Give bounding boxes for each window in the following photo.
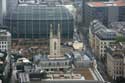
[101,42,103,44]
[54,42,56,50]
[65,62,67,65]
[49,63,51,66]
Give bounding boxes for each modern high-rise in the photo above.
[82,0,109,23]
[0,0,2,24]
[0,0,7,25]
[84,0,125,26]
[4,0,74,40]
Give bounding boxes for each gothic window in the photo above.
[54,42,56,50]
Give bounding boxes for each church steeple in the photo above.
[57,24,60,39]
[50,24,53,39]
[49,24,62,59]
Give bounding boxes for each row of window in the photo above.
[114,70,123,75]
[40,62,69,67]
[114,66,123,70]
[0,45,8,48]
[101,42,107,44]
[0,41,8,44]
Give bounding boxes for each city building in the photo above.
[10,21,106,83]
[0,28,11,52]
[33,24,72,72]
[84,0,125,26]
[4,0,74,41]
[0,0,2,24]
[89,20,117,60]
[73,0,83,24]
[82,0,110,23]
[106,42,125,80]
[95,28,116,60]
[16,57,33,72]
[109,21,125,36]
[0,52,11,83]
[89,20,106,52]
[0,0,7,25]
[70,51,95,68]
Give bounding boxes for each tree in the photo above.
[115,36,125,43]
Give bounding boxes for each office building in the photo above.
[0,0,7,25]
[84,0,125,26]
[0,52,11,82]
[89,20,117,60]
[106,42,125,80]
[0,0,2,24]
[82,0,109,23]
[0,28,11,52]
[89,20,107,52]
[4,0,74,40]
[95,29,116,60]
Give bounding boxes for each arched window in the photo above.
[54,42,56,50]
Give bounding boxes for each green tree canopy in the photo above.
[115,36,125,43]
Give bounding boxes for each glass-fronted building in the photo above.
[4,4,74,39]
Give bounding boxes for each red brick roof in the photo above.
[87,1,125,7]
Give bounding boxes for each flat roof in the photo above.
[109,22,125,36]
[0,29,11,36]
[46,73,84,80]
[96,29,117,40]
[74,68,94,80]
[87,1,125,7]
[30,80,105,83]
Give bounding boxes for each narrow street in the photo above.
[77,25,110,82]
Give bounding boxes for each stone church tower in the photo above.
[49,24,62,58]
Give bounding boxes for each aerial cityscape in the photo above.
[0,0,125,83]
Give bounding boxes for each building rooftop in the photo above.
[106,42,125,59]
[87,1,125,7]
[17,68,97,83]
[45,73,84,80]
[18,0,63,5]
[5,5,73,21]
[112,54,124,59]
[21,80,107,83]
[90,20,107,35]
[5,0,74,21]
[109,22,125,36]
[74,68,94,80]
[0,29,11,37]
[96,29,117,40]
[33,53,70,62]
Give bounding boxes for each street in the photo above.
[77,25,110,82]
